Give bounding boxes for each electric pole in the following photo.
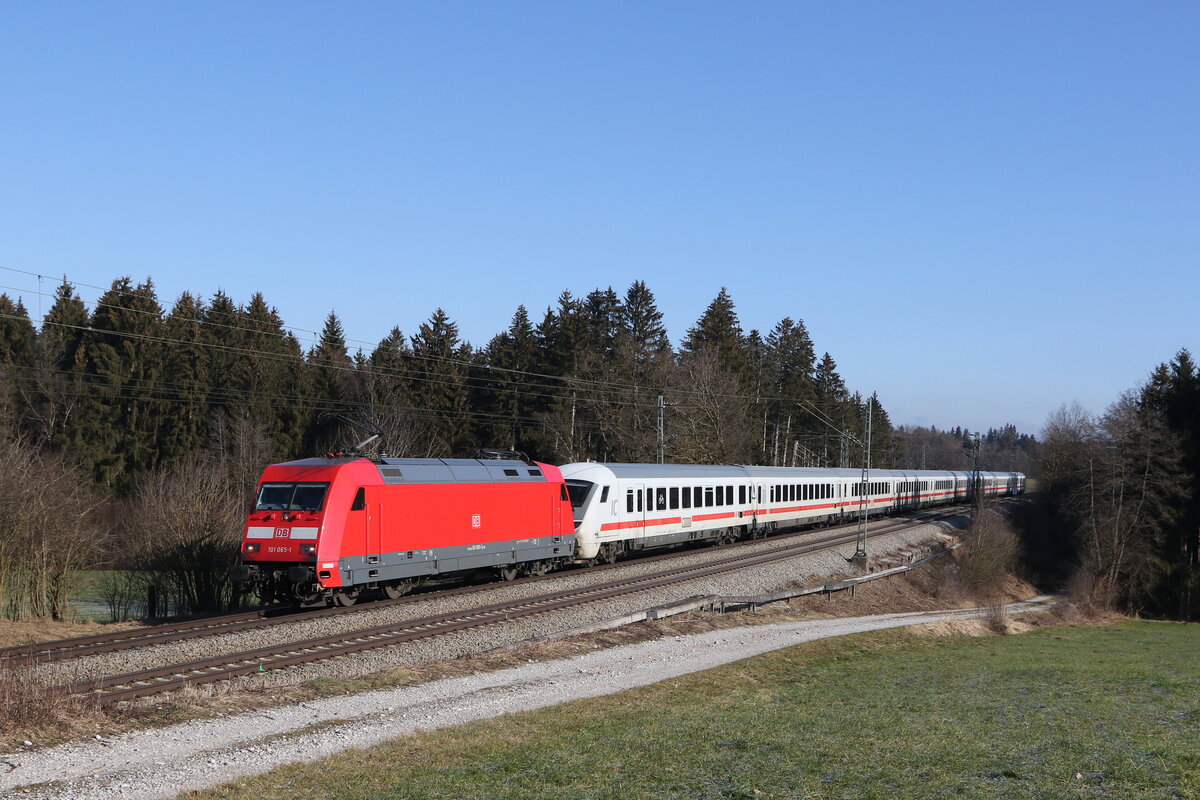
[656,395,675,464]
[852,395,872,570]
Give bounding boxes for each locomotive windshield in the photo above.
[255,482,330,511]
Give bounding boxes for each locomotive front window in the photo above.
[255,482,330,512]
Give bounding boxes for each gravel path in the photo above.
[1,595,1053,800]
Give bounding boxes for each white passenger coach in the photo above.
[559,462,1025,562]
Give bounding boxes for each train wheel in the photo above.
[713,530,737,546]
[596,542,623,565]
[497,565,522,582]
[525,560,551,577]
[333,587,360,607]
[382,580,416,600]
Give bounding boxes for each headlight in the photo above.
[300,544,316,555]
[243,542,260,553]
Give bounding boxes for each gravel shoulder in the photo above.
[1,595,1054,800]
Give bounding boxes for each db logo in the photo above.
[471,514,481,529]
[274,527,291,539]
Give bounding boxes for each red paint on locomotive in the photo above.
[234,457,574,605]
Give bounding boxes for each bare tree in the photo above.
[0,440,100,620]
[671,350,754,464]
[124,458,247,614]
[1037,396,1184,611]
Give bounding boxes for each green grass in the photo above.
[69,569,120,621]
[186,621,1199,800]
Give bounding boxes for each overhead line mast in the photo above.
[851,395,872,571]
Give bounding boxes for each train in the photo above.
[230,456,1024,606]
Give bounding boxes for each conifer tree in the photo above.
[681,287,747,377]
[241,292,309,459]
[538,291,586,377]
[409,308,472,456]
[865,391,895,468]
[0,295,37,436]
[306,310,356,453]
[763,317,817,464]
[1141,348,1200,619]
[29,281,89,448]
[480,306,543,453]
[77,277,167,489]
[534,293,590,460]
[581,287,622,363]
[198,290,246,455]
[158,292,210,461]
[812,352,848,466]
[619,280,671,366]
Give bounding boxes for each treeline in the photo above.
[0,279,905,493]
[0,275,1031,619]
[1028,349,1199,620]
[893,424,1038,475]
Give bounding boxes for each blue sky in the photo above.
[1,1,1195,435]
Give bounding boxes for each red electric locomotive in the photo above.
[231,456,576,606]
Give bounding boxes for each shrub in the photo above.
[958,508,1020,598]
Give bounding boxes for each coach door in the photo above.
[625,484,647,538]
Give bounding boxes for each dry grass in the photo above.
[0,660,107,745]
[0,617,143,650]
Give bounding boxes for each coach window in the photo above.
[626,490,634,513]
[600,486,610,503]
[682,487,691,508]
[716,486,725,505]
[727,486,733,504]
[705,486,715,507]
[637,490,643,512]
[739,485,746,504]
[669,487,679,509]
[656,488,667,510]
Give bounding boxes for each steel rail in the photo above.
[69,511,960,704]
[8,507,964,667]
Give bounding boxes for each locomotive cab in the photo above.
[230,457,384,607]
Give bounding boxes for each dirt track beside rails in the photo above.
[0,597,1053,800]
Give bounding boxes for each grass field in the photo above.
[185,620,1199,800]
[69,570,118,621]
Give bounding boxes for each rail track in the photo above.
[1,508,962,669]
[62,509,962,704]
